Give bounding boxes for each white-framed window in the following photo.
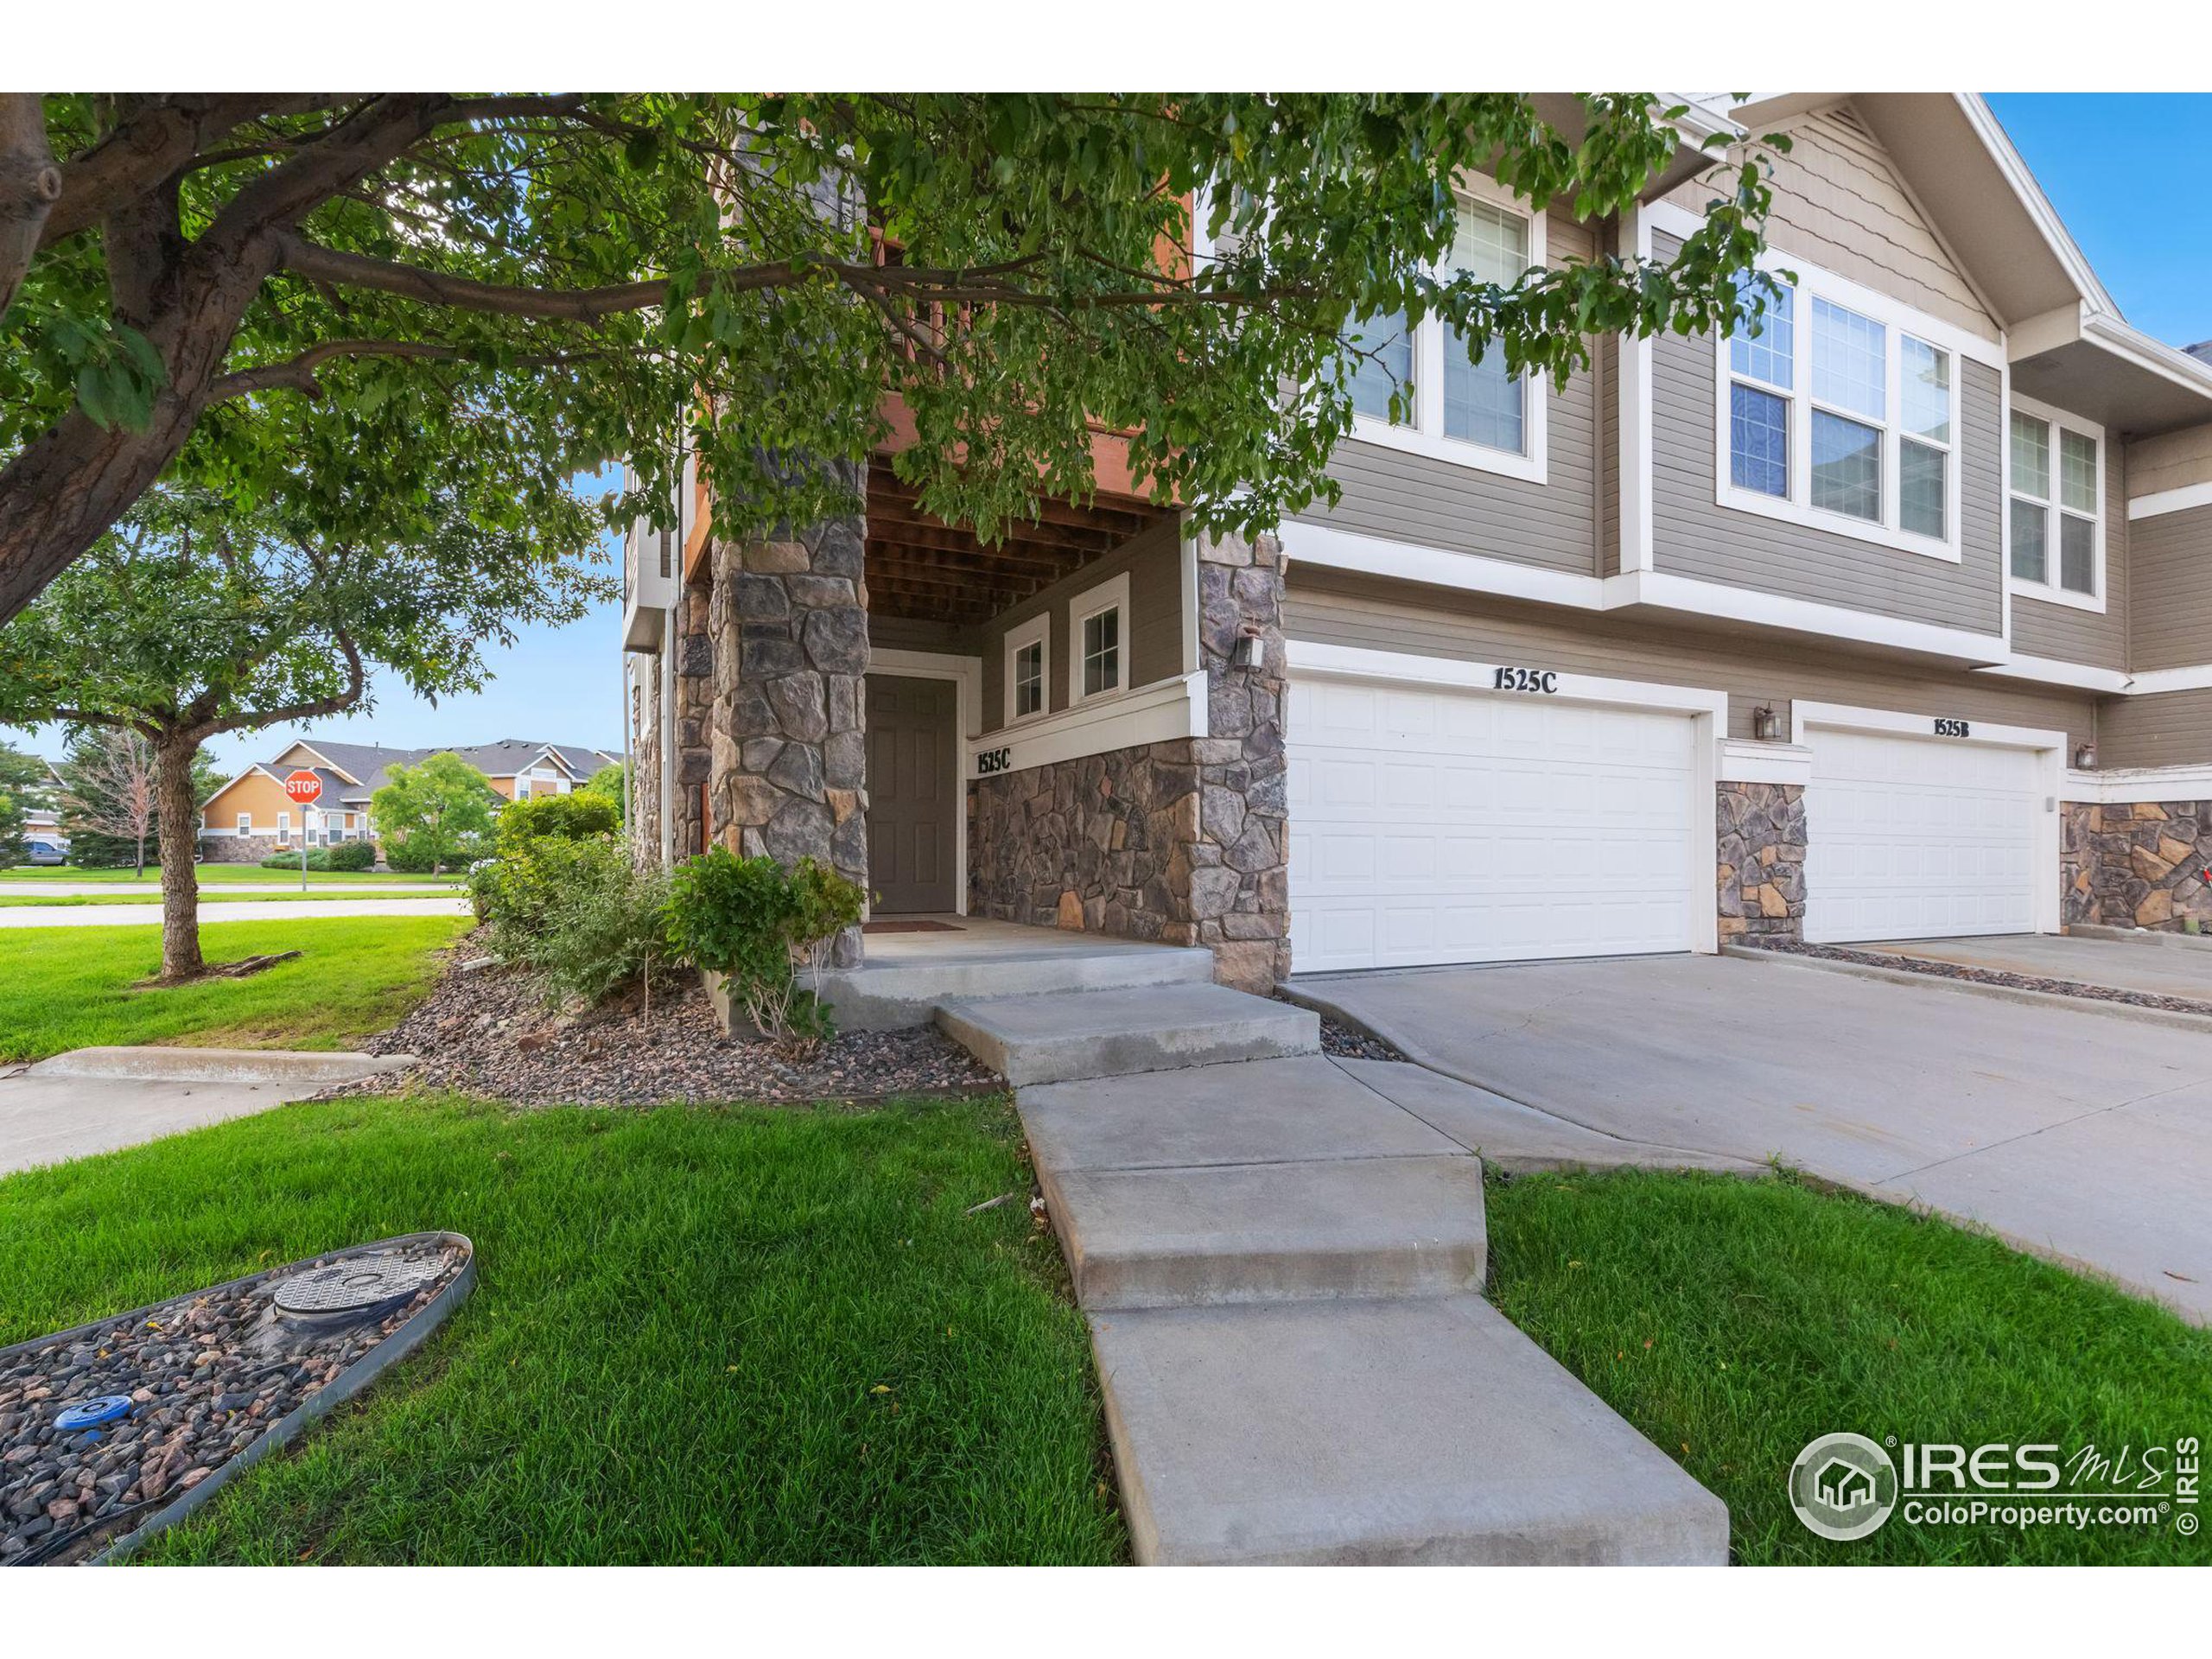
[1343,176,1548,483]
[1067,571,1130,704]
[236,812,251,836]
[276,810,290,838]
[1714,258,1974,562]
[1004,612,1050,726]
[2008,394,2104,611]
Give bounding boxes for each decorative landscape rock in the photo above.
[353,930,1001,1105]
[0,1233,473,1566]
[1717,781,1807,943]
[2063,800,2212,932]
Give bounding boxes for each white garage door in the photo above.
[1803,727,2040,943]
[1287,673,1699,973]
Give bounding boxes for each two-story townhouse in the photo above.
[199,736,620,862]
[623,92,2212,992]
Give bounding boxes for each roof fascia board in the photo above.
[1953,93,2114,315]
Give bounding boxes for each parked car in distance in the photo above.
[22,839,67,866]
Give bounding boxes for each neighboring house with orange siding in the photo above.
[199,736,619,862]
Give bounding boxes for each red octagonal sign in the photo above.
[283,768,324,807]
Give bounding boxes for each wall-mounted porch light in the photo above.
[1234,629,1266,671]
[2074,741,2097,770]
[1751,704,1783,741]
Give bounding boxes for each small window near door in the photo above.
[1068,570,1130,704]
[1006,613,1050,725]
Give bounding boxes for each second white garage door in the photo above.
[1287,672,1700,973]
[1803,726,2041,943]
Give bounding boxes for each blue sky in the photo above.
[1986,94,2212,348]
[13,95,2212,782]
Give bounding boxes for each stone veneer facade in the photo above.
[2063,799,2212,931]
[670,581,714,862]
[703,458,872,968]
[1716,781,1807,943]
[967,530,1289,991]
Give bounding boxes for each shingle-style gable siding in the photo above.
[1290,209,1601,576]
[1669,103,1999,343]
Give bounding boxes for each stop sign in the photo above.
[283,768,324,807]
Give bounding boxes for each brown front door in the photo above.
[865,674,957,913]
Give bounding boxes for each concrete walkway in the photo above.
[0,1047,410,1174]
[1008,1044,1732,1563]
[1853,931,2212,1001]
[1294,953,2212,1325]
[0,895,472,928]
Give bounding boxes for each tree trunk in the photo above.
[153,729,203,980]
[0,95,61,322]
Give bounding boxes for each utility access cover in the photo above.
[273,1254,446,1317]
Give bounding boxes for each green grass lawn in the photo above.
[0,888,462,907]
[0,914,469,1061]
[0,1092,1124,1566]
[2,866,458,885]
[1485,1168,2212,1566]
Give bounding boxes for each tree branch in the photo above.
[276,230,676,319]
[196,627,365,739]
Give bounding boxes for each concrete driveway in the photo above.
[1294,953,2212,1324]
[1850,932,2212,1001]
[0,895,472,928]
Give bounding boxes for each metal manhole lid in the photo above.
[272,1255,445,1315]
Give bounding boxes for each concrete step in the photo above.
[1091,1293,1730,1565]
[1043,1154,1487,1309]
[813,942,1216,1032]
[937,983,1319,1085]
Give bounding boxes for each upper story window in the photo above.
[1717,264,1967,563]
[1006,612,1050,725]
[1068,571,1130,704]
[1343,182,1548,484]
[2008,397,2103,610]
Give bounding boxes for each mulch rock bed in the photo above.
[1752,939,2212,1018]
[1,1238,467,1566]
[1274,995,1406,1062]
[346,930,1003,1107]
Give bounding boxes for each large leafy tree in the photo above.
[0,479,603,979]
[371,753,499,875]
[0,92,1777,621]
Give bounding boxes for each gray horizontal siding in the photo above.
[1291,211,1599,579]
[1651,322,2005,636]
[2126,502,2212,674]
[1285,570,2097,753]
[2010,440,2128,671]
[976,517,1184,737]
[2101,687,2212,769]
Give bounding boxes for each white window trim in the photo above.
[1067,570,1131,706]
[2006,391,2107,614]
[1712,249,1971,563]
[276,810,290,837]
[1003,611,1051,728]
[236,812,251,836]
[1346,172,1548,485]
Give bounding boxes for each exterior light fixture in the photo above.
[1752,704,1782,741]
[1235,630,1266,671]
[2074,741,2097,770]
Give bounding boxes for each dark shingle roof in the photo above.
[269,736,620,801]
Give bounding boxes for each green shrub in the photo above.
[495,791,618,853]
[476,833,668,1007]
[387,830,487,873]
[324,838,377,871]
[261,847,332,872]
[663,848,865,1052]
